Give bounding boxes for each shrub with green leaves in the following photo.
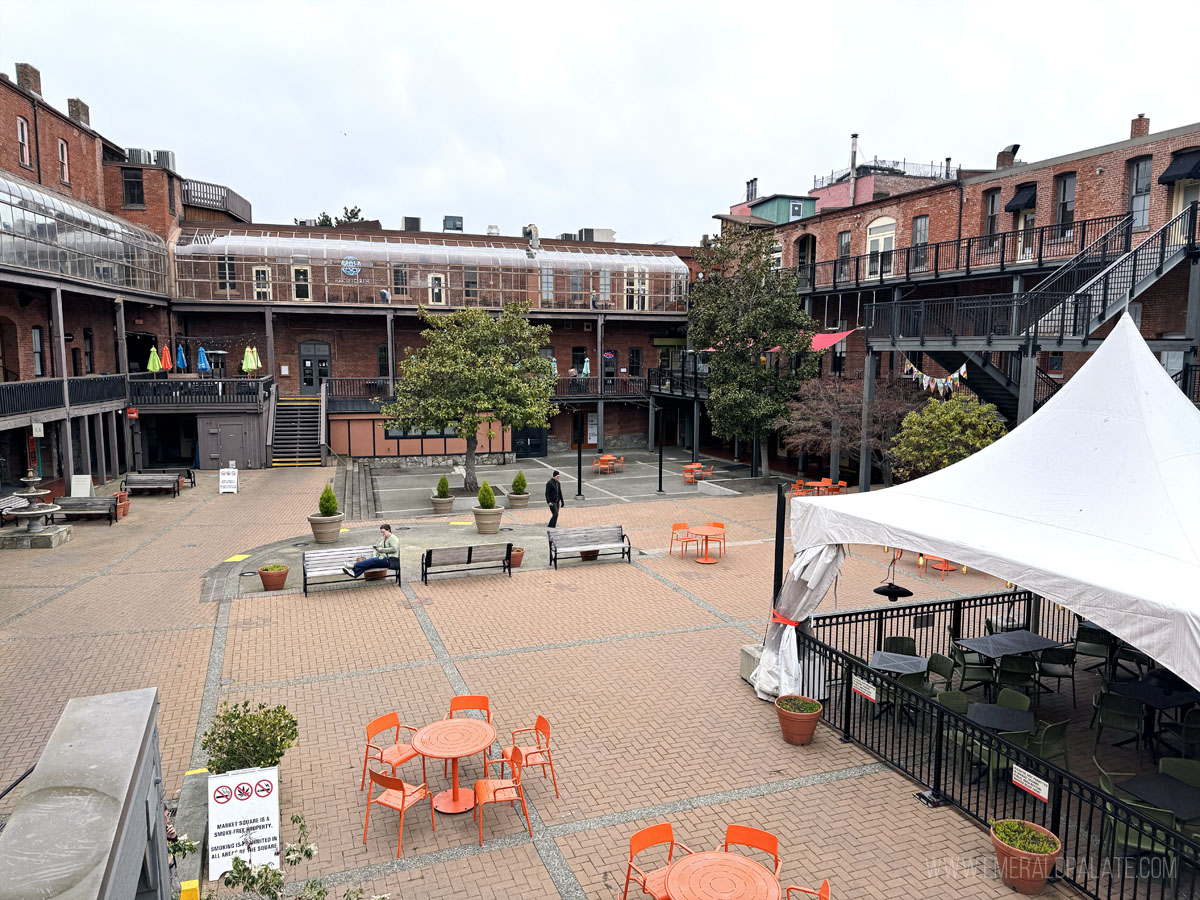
[477,481,495,509]
[202,701,299,774]
[776,696,821,714]
[991,819,1060,854]
[435,475,450,499]
[317,484,339,517]
[511,471,527,495]
[888,393,1007,482]
[259,564,287,572]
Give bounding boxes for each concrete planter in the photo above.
[775,695,822,745]
[990,820,1061,895]
[307,512,345,544]
[258,565,289,591]
[431,495,454,514]
[508,492,530,509]
[473,506,503,535]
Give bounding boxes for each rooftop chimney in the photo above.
[67,98,90,127]
[996,144,1020,169]
[1131,114,1149,139]
[15,63,41,96]
[746,178,758,202]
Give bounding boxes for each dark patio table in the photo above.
[957,630,1063,660]
[870,651,928,676]
[967,702,1035,733]
[1109,676,1200,758]
[1117,773,1200,823]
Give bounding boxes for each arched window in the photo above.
[866,217,895,277]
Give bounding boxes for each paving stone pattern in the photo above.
[0,465,1071,898]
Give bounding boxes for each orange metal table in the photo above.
[665,851,781,900]
[687,525,725,565]
[412,718,496,814]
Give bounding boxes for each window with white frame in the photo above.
[292,265,311,301]
[428,273,445,305]
[982,190,1000,239]
[253,266,271,301]
[540,266,554,304]
[392,263,409,296]
[1128,157,1152,229]
[866,217,895,276]
[463,265,478,300]
[835,231,851,282]
[1055,173,1076,235]
[570,269,585,304]
[57,140,69,183]
[769,244,782,271]
[16,117,30,167]
[31,325,44,376]
[911,215,930,270]
[624,265,648,310]
[598,269,610,307]
[217,255,236,291]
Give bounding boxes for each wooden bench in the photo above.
[547,525,631,569]
[121,473,181,497]
[302,546,401,595]
[421,543,512,584]
[0,495,29,527]
[140,467,196,488]
[54,495,118,526]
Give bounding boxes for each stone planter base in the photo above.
[508,493,529,509]
[307,512,345,544]
[473,506,503,534]
[431,496,453,514]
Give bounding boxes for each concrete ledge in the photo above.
[740,642,763,687]
[0,524,72,549]
[698,479,739,497]
[174,769,209,886]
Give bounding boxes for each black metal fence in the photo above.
[128,376,271,406]
[0,379,65,416]
[800,590,1200,898]
[647,367,709,398]
[67,374,127,406]
[553,376,647,398]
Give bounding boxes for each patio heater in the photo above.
[874,553,913,602]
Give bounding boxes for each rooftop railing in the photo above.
[812,158,960,190]
[181,179,253,223]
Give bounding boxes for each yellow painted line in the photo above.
[184,767,209,776]
[225,554,250,562]
[339,528,351,532]
[449,520,473,525]
[181,880,200,900]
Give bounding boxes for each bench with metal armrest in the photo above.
[302,546,401,595]
[547,525,631,569]
[421,543,512,584]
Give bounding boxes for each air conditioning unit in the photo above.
[298,219,317,227]
[486,225,500,236]
[557,232,576,241]
[403,216,421,232]
[443,215,463,232]
[125,148,152,165]
[583,323,593,331]
[154,150,177,170]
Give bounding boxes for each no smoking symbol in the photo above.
[213,785,233,804]
[234,782,253,801]
[254,780,273,798]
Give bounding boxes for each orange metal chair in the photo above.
[362,768,434,858]
[670,523,698,557]
[361,712,426,790]
[920,554,955,581]
[473,745,532,845]
[705,522,727,557]
[592,456,603,473]
[444,694,492,777]
[787,881,831,899]
[615,456,626,472]
[622,823,694,900]
[503,714,559,797]
[683,468,696,484]
[702,464,714,479]
[721,824,782,877]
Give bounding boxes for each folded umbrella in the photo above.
[242,346,255,373]
[582,357,590,376]
[196,346,210,373]
[251,346,262,370]
[551,356,558,376]
[146,345,162,373]
[176,345,187,371]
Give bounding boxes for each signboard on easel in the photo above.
[219,467,238,494]
[207,766,280,880]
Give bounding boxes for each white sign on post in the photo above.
[586,412,598,444]
[207,766,280,880]
[851,675,878,702]
[1011,764,1050,802]
[31,422,44,437]
[219,468,238,494]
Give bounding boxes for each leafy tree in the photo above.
[295,206,364,227]
[782,375,925,486]
[317,484,339,517]
[202,701,299,773]
[379,302,556,491]
[688,226,821,481]
[888,393,1007,482]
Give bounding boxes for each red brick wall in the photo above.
[102,164,180,238]
[0,285,54,378]
[0,80,104,206]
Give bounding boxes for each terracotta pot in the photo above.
[113,491,130,520]
[258,566,289,591]
[363,567,387,581]
[580,550,600,561]
[511,548,525,568]
[431,495,454,514]
[508,492,529,509]
[990,820,1061,895]
[307,512,345,543]
[473,506,503,535]
[775,695,822,746]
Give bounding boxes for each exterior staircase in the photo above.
[271,396,322,467]
[925,349,1059,427]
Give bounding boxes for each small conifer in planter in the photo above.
[473,480,502,534]
[431,475,453,513]
[307,484,344,543]
[508,471,530,508]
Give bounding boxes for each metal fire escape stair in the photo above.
[271,396,322,467]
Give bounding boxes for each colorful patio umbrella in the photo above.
[242,346,255,373]
[175,345,187,371]
[581,356,590,376]
[159,341,173,372]
[251,346,262,370]
[551,356,558,376]
[196,346,210,373]
[146,345,162,373]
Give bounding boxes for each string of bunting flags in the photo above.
[901,354,967,394]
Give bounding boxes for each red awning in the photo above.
[811,329,855,351]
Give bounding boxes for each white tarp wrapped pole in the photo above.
[751,543,845,699]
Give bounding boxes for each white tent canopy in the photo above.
[755,315,1200,697]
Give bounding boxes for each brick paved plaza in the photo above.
[0,466,1075,899]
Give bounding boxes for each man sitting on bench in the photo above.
[343,524,400,578]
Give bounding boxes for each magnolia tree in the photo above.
[888,392,1007,482]
[379,302,556,491]
[689,226,820,481]
[781,375,925,486]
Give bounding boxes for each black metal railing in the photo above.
[797,629,1200,899]
[813,158,960,190]
[552,376,647,398]
[1176,365,1200,405]
[323,377,392,399]
[0,378,65,417]
[647,367,709,398]
[67,374,127,406]
[801,214,1130,293]
[181,179,253,223]
[128,375,271,406]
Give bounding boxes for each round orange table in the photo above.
[665,851,781,900]
[411,718,496,814]
[687,525,724,564]
[804,481,828,496]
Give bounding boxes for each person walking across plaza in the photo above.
[545,470,565,528]
[343,524,400,577]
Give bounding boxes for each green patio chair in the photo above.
[937,690,969,715]
[1159,757,1200,788]
[1094,692,1145,765]
[924,653,955,696]
[1094,756,1137,802]
[881,671,927,727]
[882,635,917,657]
[997,688,1032,712]
[997,655,1039,703]
[1074,624,1111,673]
[952,644,995,700]
[971,730,1029,808]
[1028,720,1070,770]
[1037,646,1077,707]
[1101,798,1176,878]
[1161,709,1200,759]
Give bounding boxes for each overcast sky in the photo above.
[2,0,1194,245]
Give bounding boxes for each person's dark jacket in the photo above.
[545,477,565,505]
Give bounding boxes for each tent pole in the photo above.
[859,349,875,491]
[773,483,785,604]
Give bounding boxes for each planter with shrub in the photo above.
[472,481,503,534]
[508,471,530,509]
[307,484,344,543]
[431,475,453,514]
[257,564,289,591]
[510,546,525,568]
[202,701,299,774]
[774,694,822,745]
[990,819,1061,895]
